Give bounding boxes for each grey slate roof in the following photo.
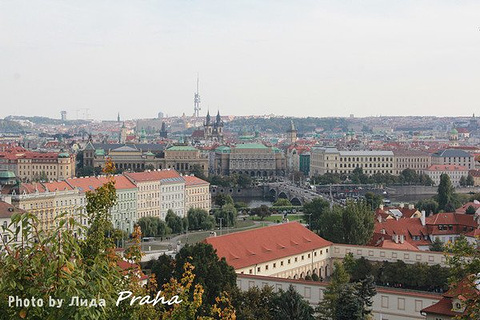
[432,149,472,158]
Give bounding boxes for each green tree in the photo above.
[342,200,375,245]
[460,175,467,187]
[214,203,237,227]
[166,210,184,234]
[303,198,331,234]
[273,198,292,207]
[466,205,476,214]
[317,261,350,319]
[250,205,271,220]
[416,198,439,215]
[271,285,315,320]
[233,286,275,320]
[214,194,234,208]
[437,173,456,211]
[364,192,383,210]
[466,174,475,186]
[137,216,171,237]
[191,164,208,181]
[237,174,253,188]
[0,159,156,319]
[429,238,444,252]
[174,243,237,314]
[187,208,215,230]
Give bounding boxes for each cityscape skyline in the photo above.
[2,1,480,120]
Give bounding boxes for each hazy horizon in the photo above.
[2,1,480,120]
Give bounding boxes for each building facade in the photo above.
[163,146,209,176]
[184,175,211,212]
[213,143,286,177]
[393,150,432,175]
[431,149,475,170]
[425,165,469,186]
[310,147,395,176]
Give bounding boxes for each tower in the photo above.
[194,75,201,118]
[61,111,67,121]
[160,121,168,138]
[117,112,120,123]
[286,120,297,144]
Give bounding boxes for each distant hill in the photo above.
[0,119,26,133]
[226,117,348,134]
[5,115,89,126]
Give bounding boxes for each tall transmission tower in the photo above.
[193,74,201,118]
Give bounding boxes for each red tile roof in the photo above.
[426,165,468,171]
[124,169,183,183]
[67,175,136,192]
[421,297,458,317]
[204,222,332,269]
[43,181,73,192]
[0,201,25,218]
[373,218,430,248]
[377,239,420,251]
[184,175,209,186]
[455,201,480,214]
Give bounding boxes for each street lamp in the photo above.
[218,217,224,236]
[305,213,312,231]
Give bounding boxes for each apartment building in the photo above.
[213,143,286,177]
[425,165,469,186]
[431,149,474,170]
[67,175,137,234]
[184,175,211,212]
[393,150,432,175]
[124,169,185,219]
[309,147,394,176]
[0,147,76,182]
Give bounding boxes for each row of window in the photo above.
[249,249,329,274]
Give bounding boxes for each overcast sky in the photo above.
[1,1,479,120]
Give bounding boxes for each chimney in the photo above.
[408,204,414,210]
[399,234,405,243]
[420,210,426,226]
[393,234,399,243]
[379,204,384,210]
[399,203,404,209]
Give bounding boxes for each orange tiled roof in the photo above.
[204,222,332,269]
[124,169,183,183]
[184,175,209,186]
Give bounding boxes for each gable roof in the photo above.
[204,222,332,269]
[124,169,183,183]
[432,149,472,158]
[184,175,209,186]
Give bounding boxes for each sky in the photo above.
[1,0,480,120]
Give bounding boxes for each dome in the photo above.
[58,152,70,158]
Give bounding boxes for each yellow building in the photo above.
[310,147,394,176]
[184,175,211,212]
[6,150,76,182]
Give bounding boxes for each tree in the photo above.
[214,204,237,227]
[214,194,234,208]
[273,198,292,207]
[0,159,156,319]
[429,238,444,252]
[271,285,315,320]
[237,174,253,188]
[250,205,271,220]
[187,208,215,230]
[191,164,208,181]
[416,198,439,215]
[317,261,350,319]
[303,198,331,234]
[137,216,171,237]
[460,175,467,187]
[174,243,237,314]
[364,192,383,210]
[465,205,476,214]
[233,286,275,320]
[437,173,456,211]
[149,254,175,287]
[166,210,184,234]
[341,200,375,245]
[466,174,475,187]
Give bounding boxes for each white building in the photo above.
[425,165,468,186]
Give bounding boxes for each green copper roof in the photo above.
[0,171,16,179]
[58,152,70,158]
[235,143,268,149]
[144,151,155,156]
[215,146,231,153]
[272,147,281,153]
[167,146,198,151]
[95,149,105,156]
